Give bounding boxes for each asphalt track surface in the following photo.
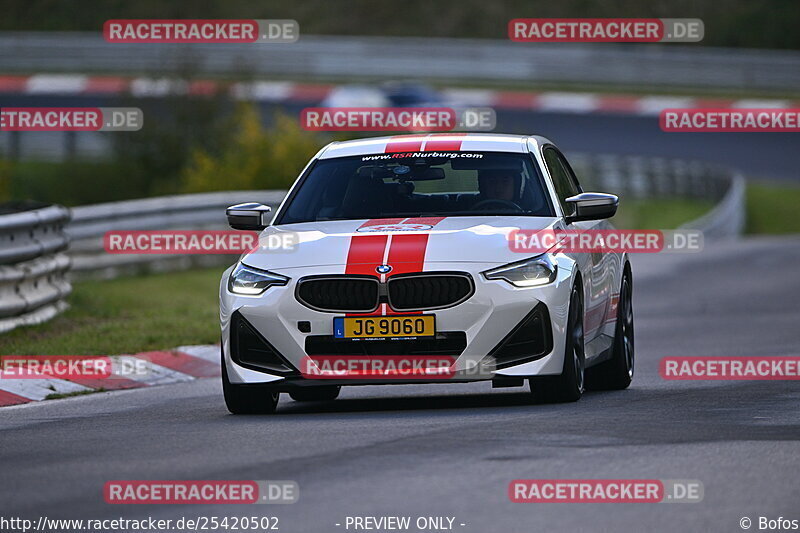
[2,236,799,532]
[1,95,799,181]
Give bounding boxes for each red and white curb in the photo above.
[1,74,796,116]
[0,345,220,407]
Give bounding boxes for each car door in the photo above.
[542,146,610,342]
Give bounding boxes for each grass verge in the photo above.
[746,182,800,234]
[45,389,104,401]
[610,197,715,230]
[0,268,224,356]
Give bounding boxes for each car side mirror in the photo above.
[564,192,619,223]
[226,203,272,230]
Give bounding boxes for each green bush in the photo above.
[0,159,11,202]
[111,92,234,197]
[180,104,325,192]
[2,101,332,205]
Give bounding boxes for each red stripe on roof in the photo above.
[423,133,467,151]
[385,136,426,153]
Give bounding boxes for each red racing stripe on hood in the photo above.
[384,217,446,275]
[386,233,429,275]
[345,234,388,276]
[382,217,447,315]
[344,217,447,315]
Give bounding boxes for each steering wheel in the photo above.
[472,199,523,212]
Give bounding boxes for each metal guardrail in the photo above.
[0,153,745,333]
[1,32,799,92]
[680,172,746,238]
[67,190,287,279]
[0,203,71,334]
[569,153,745,239]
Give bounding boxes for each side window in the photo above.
[543,147,579,216]
[558,152,583,193]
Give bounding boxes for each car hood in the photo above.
[241,216,562,272]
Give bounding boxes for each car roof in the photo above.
[317,133,553,159]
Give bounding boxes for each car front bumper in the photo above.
[220,259,575,386]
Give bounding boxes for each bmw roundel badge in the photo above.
[376,264,393,274]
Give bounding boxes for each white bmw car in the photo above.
[219,133,634,414]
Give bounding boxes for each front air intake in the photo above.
[488,303,553,369]
[230,311,297,375]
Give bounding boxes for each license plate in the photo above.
[333,315,435,339]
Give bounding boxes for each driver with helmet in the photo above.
[476,169,522,207]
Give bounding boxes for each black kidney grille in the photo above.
[388,274,473,311]
[297,277,379,312]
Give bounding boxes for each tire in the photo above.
[585,269,634,391]
[221,347,279,414]
[289,386,341,402]
[529,283,585,403]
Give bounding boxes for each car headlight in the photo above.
[482,255,557,287]
[228,263,289,295]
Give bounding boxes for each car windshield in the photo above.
[277,151,555,224]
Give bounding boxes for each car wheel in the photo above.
[586,269,634,390]
[530,283,585,403]
[221,347,279,414]
[289,386,341,402]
